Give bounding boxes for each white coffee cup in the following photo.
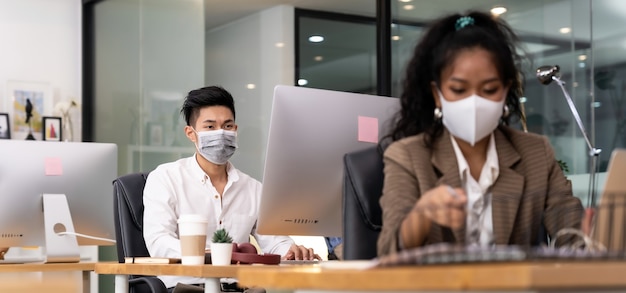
[178,214,208,265]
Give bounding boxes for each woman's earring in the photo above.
[434,108,443,120]
[503,105,510,118]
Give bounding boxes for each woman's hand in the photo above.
[282,244,322,260]
[415,185,467,229]
[581,207,595,236]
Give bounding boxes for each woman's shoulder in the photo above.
[499,126,549,147]
[497,126,553,160]
[384,133,430,159]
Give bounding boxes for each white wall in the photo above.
[0,1,93,291]
[0,0,82,141]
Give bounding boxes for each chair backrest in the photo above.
[113,172,151,263]
[342,146,384,260]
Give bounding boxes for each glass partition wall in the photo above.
[296,0,625,203]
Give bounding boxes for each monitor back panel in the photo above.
[0,140,117,246]
[593,149,626,252]
[257,85,399,237]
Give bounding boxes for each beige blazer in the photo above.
[377,127,583,256]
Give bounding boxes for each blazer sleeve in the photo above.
[540,137,584,244]
[377,140,422,256]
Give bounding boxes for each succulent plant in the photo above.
[212,228,233,243]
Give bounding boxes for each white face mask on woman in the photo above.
[194,129,238,165]
[439,91,505,146]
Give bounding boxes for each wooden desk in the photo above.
[0,262,95,293]
[95,262,241,293]
[236,261,626,292]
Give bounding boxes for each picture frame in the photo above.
[0,113,10,139]
[42,116,62,141]
[5,80,53,140]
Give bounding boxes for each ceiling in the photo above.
[203,0,376,31]
[203,0,626,90]
[203,0,626,43]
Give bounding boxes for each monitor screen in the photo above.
[0,140,117,250]
[257,85,399,237]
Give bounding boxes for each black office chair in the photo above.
[113,172,168,293]
[341,146,549,256]
[342,146,385,260]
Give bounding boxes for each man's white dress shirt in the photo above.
[143,155,294,288]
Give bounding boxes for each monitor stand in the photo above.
[42,193,80,263]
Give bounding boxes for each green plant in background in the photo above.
[212,228,233,243]
[558,159,569,173]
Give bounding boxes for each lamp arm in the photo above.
[552,76,600,156]
[551,76,601,207]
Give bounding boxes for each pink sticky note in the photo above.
[45,157,63,176]
[358,116,379,143]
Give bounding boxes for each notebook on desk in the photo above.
[592,149,626,252]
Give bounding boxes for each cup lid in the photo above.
[177,214,208,223]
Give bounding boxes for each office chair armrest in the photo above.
[129,276,168,293]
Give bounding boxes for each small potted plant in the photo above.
[210,228,233,265]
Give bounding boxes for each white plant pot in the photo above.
[210,243,233,265]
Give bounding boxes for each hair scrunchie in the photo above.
[455,16,475,31]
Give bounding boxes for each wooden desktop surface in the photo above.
[0,262,95,293]
[0,262,96,273]
[95,262,240,278]
[236,261,626,291]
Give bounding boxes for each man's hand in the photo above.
[0,247,8,260]
[282,244,322,260]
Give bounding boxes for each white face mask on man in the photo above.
[438,91,505,146]
[194,129,238,165]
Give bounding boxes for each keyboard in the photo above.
[375,243,624,267]
[280,259,321,265]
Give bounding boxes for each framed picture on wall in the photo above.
[42,116,62,141]
[5,80,53,140]
[0,113,10,139]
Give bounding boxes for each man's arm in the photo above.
[143,170,182,258]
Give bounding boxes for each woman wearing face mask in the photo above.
[377,11,585,256]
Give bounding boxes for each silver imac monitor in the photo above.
[257,85,399,237]
[0,140,117,262]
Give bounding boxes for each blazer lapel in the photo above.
[491,129,524,244]
[431,130,466,244]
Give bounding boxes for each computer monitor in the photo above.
[257,85,399,237]
[0,140,117,262]
[592,148,626,252]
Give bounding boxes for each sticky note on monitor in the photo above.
[358,116,378,143]
[45,157,63,176]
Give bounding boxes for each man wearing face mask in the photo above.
[143,86,320,292]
